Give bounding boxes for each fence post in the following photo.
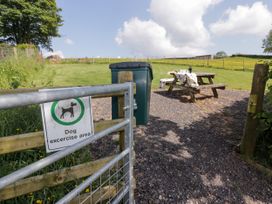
[240,63,269,158]
[117,71,133,151]
[13,47,18,59]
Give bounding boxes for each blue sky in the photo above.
[45,0,272,58]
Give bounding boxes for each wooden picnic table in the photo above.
[167,71,225,102]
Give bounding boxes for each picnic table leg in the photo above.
[188,89,196,102]
[208,77,219,98]
[168,78,177,93]
[211,88,218,98]
[208,77,214,84]
[197,77,204,85]
[190,93,196,102]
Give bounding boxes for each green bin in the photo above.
[109,62,153,125]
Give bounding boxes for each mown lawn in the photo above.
[46,63,253,90]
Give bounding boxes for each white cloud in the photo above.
[116,0,221,57]
[149,0,220,47]
[210,2,272,36]
[116,18,205,57]
[64,38,74,45]
[43,50,64,58]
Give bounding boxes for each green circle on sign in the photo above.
[51,98,85,126]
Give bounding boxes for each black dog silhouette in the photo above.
[60,102,77,119]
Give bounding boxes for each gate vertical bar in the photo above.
[124,82,134,203]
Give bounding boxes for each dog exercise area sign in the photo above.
[41,93,94,153]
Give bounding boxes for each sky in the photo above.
[44,0,272,58]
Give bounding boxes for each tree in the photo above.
[0,0,63,50]
[263,30,272,53]
[215,51,227,58]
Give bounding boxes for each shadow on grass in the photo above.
[134,97,272,203]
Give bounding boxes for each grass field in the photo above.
[46,63,254,90]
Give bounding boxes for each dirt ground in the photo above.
[92,89,272,204]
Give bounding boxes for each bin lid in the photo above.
[109,62,153,80]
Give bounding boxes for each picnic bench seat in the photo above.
[165,71,226,102]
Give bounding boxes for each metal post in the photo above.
[124,82,134,203]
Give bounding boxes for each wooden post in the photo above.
[117,71,133,151]
[13,47,18,59]
[240,64,269,158]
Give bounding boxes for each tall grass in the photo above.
[0,54,91,203]
[0,54,54,89]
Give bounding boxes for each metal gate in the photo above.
[0,82,135,203]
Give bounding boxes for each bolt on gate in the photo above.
[0,82,135,204]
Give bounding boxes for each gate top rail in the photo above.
[0,83,130,109]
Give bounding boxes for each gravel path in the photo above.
[92,90,272,203]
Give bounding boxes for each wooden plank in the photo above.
[167,71,215,78]
[117,71,133,152]
[0,156,114,201]
[0,119,125,155]
[240,64,269,158]
[195,84,225,90]
[196,73,215,78]
[170,83,225,91]
[0,131,44,155]
[0,118,136,155]
[69,185,117,204]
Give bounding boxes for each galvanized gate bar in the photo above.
[124,82,135,202]
[0,119,129,190]
[56,148,130,204]
[111,186,130,204]
[0,83,130,109]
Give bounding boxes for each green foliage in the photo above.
[215,51,227,58]
[263,30,272,53]
[255,64,272,167]
[0,42,11,48]
[0,106,91,203]
[16,43,37,49]
[0,0,63,50]
[0,54,54,89]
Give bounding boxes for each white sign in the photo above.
[41,92,94,153]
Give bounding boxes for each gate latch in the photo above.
[123,99,137,110]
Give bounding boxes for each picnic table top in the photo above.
[168,71,215,78]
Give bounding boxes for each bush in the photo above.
[255,64,272,167]
[0,53,54,89]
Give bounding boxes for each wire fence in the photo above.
[57,57,261,71]
[0,47,38,59]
